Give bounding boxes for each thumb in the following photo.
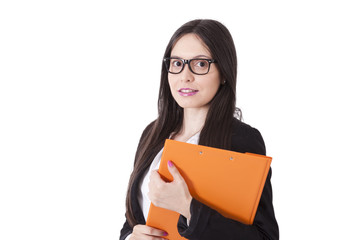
[167,160,183,182]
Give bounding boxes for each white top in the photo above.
[125,133,200,240]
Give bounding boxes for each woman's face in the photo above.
[168,33,221,110]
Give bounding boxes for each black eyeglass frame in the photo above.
[163,57,217,75]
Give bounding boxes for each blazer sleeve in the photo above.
[119,217,132,240]
[177,127,279,240]
[119,122,155,240]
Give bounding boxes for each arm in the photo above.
[119,217,132,240]
[177,125,279,240]
[177,169,278,240]
[119,122,155,240]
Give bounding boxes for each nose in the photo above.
[180,63,195,82]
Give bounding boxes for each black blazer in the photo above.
[120,118,279,240]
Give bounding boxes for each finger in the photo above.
[149,170,164,190]
[148,171,163,203]
[133,224,168,237]
[149,170,162,182]
[167,160,184,182]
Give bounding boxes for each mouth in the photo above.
[178,88,199,96]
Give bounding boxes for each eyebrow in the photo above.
[170,54,212,59]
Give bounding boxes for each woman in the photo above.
[120,19,279,240]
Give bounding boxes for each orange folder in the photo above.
[146,139,272,240]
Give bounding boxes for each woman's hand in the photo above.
[130,224,168,240]
[148,161,192,219]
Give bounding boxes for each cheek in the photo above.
[168,75,174,87]
[206,77,221,96]
[208,84,220,100]
[168,75,179,95]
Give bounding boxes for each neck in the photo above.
[180,106,209,137]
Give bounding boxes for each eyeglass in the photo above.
[164,57,217,75]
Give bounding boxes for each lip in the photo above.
[178,88,199,97]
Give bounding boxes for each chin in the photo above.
[176,101,210,110]
[172,95,212,110]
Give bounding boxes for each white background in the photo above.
[1,0,359,239]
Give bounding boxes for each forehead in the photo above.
[171,33,212,58]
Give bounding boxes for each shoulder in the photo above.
[230,118,266,155]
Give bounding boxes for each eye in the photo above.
[193,59,209,68]
[197,61,206,67]
[171,59,183,67]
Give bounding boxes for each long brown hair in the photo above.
[125,19,240,227]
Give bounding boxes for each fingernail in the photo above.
[163,231,168,236]
[168,161,173,167]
